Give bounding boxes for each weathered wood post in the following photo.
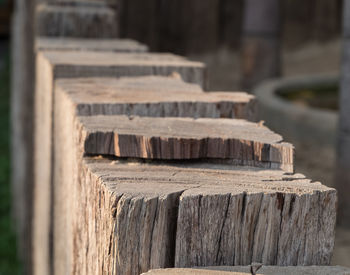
[337,0,350,227]
[50,76,335,273]
[12,1,122,273]
[240,0,281,90]
[33,52,207,275]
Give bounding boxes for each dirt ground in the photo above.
[188,39,350,267]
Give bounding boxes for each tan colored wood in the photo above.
[56,76,257,120]
[52,77,332,274]
[78,115,293,171]
[36,37,148,53]
[69,157,335,274]
[52,75,256,274]
[143,266,350,275]
[33,51,205,275]
[39,51,207,88]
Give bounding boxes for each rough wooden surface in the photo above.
[35,2,118,38]
[52,75,258,274]
[56,76,257,120]
[36,37,148,53]
[69,157,335,274]
[39,51,207,89]
[52,73,332,274]
[33,51,206,274]
[143,266,350,275]
[79,115,293,171]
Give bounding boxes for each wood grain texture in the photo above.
[52,76,256,274]
[143,265,350,275]
[52,74,196,274]
[56,76,257,120]
[54,80,332,274]
[39,51,208,89]
[33,50,205,274]
[79,116,293,172]
[69,157,335,274]
[36,37,148,53]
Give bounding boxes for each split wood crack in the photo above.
[30,38,337,275]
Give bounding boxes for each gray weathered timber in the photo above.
[36,37,148,53]
[52,75,256,274]
[78,115,294,172]
[10,0,35,273]
[71,157,335,274]
[240,0,281,90]
[56,76,257,120]
[38,51,207,88]
[143,266,350,275]
[336,0,350,227]
[35,2,118,38]
[33,52,205,275]
[54,78,332,274]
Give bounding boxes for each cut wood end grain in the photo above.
[36,38,149,53]
[37,51,208,89]
[39,51,205,67]
[77,115,294,171]
[74,157,335,273]
[55,76,257,120]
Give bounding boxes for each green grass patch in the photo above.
[277,84,339,111]
[0,52,21,274]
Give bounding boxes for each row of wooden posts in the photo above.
[10,0,348,274]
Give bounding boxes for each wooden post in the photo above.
[11,3,125,274]
[240,0,281,91]
[52,77,259,274]
[70,159,334,274]
[336,0,350,227]
[33,52,207,274]
[48,80,335,273]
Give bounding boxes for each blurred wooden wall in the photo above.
[119,0,342,54]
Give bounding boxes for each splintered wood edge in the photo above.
[55,76,256,104]
[38,51,208,89]
[54,76,257,120]
[79,157,335,269]
[84,157,332,196]
[77,116,294,171]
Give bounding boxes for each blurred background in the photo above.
[1,0,349,273]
